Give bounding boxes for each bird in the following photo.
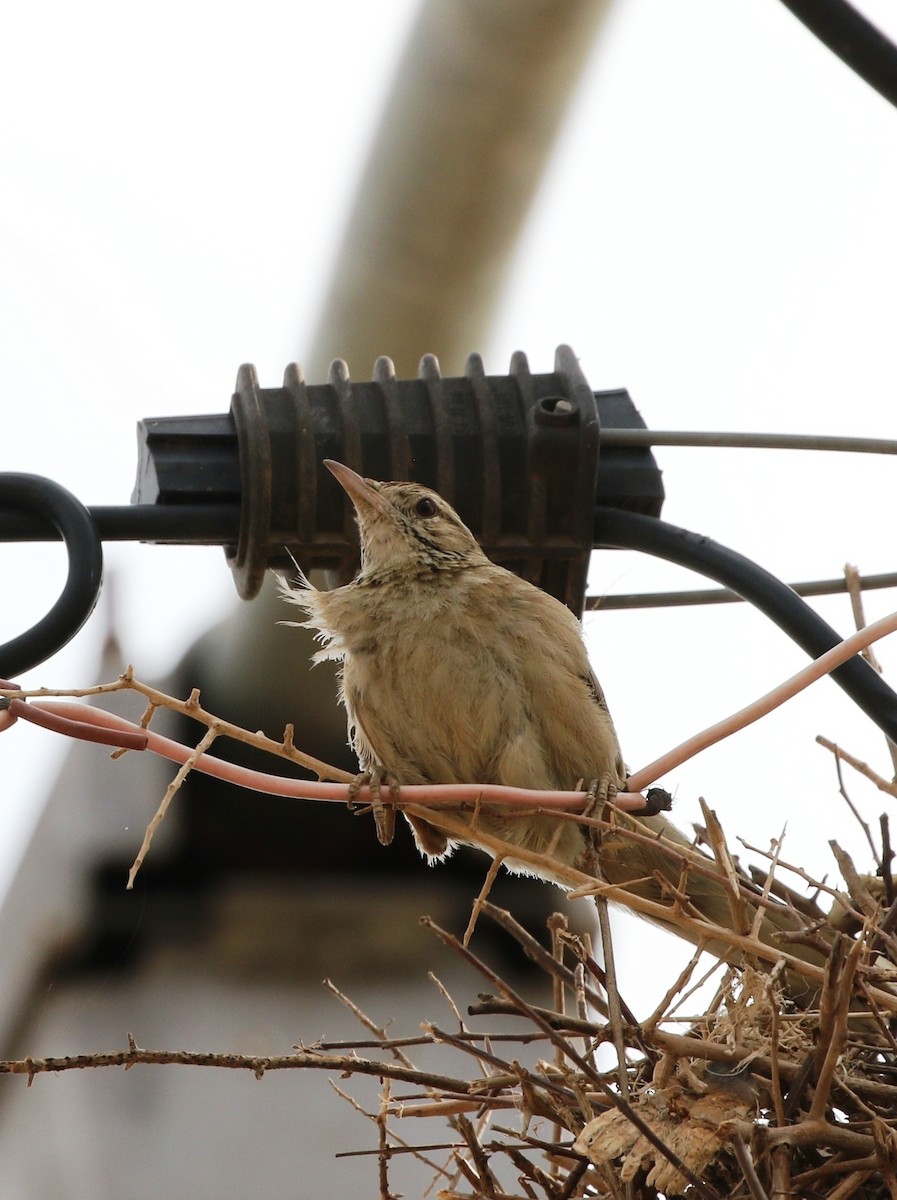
[281,461,837,1000]
[281,460,661,879]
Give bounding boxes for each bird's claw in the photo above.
[348,768,399,846]
[582,773,618,820]
[580,774,619,870]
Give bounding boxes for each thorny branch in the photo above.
[1,603,896,887]
[4,669,897,1017]
[0,669,650,885]
[2,889,897,1198]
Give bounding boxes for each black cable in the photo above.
[777,0,897,109]
[593,506,897,743]
[1,429,895,545]
[2,440,894,677]
[0,475,104,677]
[0,504,241,544]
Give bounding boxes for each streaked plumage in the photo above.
[282,460,624,872]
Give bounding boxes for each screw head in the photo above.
[534,396,579,427]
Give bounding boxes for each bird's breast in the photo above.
[327,574,517,783]
[307,566,621,792]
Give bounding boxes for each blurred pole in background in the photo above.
[308,0,615,380]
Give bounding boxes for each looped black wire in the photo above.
[0,475,103,676]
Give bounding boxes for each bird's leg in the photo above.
[348,767,398,846]
[370,769,400,846]
[580,773,618,875]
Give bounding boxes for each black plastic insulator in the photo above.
[0,475,103,676]
[134,346,664,613]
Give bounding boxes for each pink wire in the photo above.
[4,697,648,812]
[5,606,895,815]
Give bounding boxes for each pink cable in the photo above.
[6,698,648,812]
[10,605,896,817]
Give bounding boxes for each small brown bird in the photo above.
[284,462,831,998]
[283,460,631,874]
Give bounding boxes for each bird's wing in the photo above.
[584,666,613,715]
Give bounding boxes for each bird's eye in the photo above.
[414,497,438,518]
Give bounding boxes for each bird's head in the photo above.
[325,460,488,579]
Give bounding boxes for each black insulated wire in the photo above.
[777,0,897,109]
[0,504,242,544]
[593,506,897,744]
[0,475,104,676]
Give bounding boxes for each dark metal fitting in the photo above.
[135,345,664,614]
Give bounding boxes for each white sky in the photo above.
[2,0,897,990]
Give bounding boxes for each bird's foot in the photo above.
[348,767,399,846]
[579,773,618,872]
[582,773,618,819]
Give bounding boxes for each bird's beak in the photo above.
[324,460,391,517]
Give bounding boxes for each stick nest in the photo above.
[311,860,897,1200]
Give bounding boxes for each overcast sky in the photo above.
[2,0,897,989]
